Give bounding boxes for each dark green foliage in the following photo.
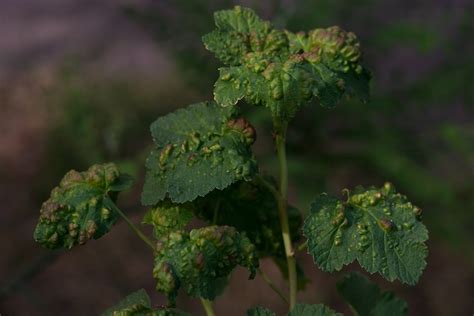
[248,303,341,316]
[141,101,258,205]
[303,183,428,284]
[34,163,133,249]
[101,289,189,316]
[194,178,302,258]
[153,226,258,304]
[247,307,276,316]
[337,272,408,316]
[204,6,370,121]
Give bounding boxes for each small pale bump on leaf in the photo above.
[303,184,428,285]
[34,163,133,249]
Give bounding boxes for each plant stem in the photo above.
[258,268,289,304]
[274,119,297,309]
[296,240,308,253]
[108,201,156,252]
[200,298,216,316]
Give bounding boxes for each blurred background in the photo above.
[0,0,473,315]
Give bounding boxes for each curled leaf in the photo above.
[34,163,133,249]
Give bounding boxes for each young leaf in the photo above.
[337,272,408,316]
[202,6,288,66]
[142,200,194,239]
[303,183,428,285]
[288,304,342,316]
[193,178,302,258]
[247,307,276,316]
[204,6,371,121]
[34,163,133,249]
[153,226,258,304]
[141,101,258,205]
[101,288,189,316]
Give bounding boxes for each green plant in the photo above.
[33,6,428,315]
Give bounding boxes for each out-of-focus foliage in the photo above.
[337,272,408,316]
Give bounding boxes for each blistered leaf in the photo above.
[142,200,194,239]
[247,307,276,316]
[141,101,258,205]
[194,178,302,258]
[303,183,428,285]
[153,226,258,304]
[34,163,133,249]
[205,7,371,121]
[337,272,408,316]
[288,304,342,316]
[101,288,189,316]
[202,6,288,66]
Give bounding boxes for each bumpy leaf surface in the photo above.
[204,6,371,121]
[102,288,189,316]
[337,272,408,316]
[153,226,258,304]
[34,163,133,249]
[288,304,342,316]
[141,101,257,205]
[247,307,276,316]
[303,183,428,285]
[142,200,194,239]
[194,178,302,258]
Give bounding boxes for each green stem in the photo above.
[274,119,297,309]
[296,240,308,253]
[108,201,156,252]
[200,298,216,316]
[258,268,289,304]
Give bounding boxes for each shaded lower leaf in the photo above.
[288,304,342,316]
[34,163,133,249]
[337,272,407,316]
[194,178,303,259]
[303,183,428,285]
[153,226,258,304]
[101,289,189,316]
[247,306,276,316]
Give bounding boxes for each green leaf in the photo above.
[142,200,194,239]
[141,101,258,205]
[337,272,408,316]
[303,183,428,285]
[34,163,133,249]
[247,307,276,316]
[288,304,342,316]
[193,178,302,259]
[205,7,371,122]
[101,288,189,316]
[153,226,258,304]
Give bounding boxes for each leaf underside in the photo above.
[101,288,189,316]
[153,226,258,304]
[33,163,133,249]
[203,6,371,121]
[337,272,408,316]
[141,101,258,205]
[303,183,428,285]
